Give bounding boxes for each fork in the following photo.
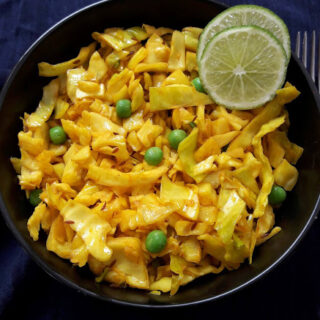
[295,31,320,93]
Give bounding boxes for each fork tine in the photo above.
[302,31,308,68]
[295,31,301,57]
[310,31,316,81]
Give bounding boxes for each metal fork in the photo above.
[295,31,320,93]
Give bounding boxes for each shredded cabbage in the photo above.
[15,24,303,295]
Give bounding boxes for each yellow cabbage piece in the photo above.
[267,133,285,168]
[126,26,148,41]
[174,220,211,236]
[170,255,187,276]
[268,131,303,165]
[150,277,172,292]
[198,182,217,205]
[92,132,129,162]
[233,153,262,194]
[192,155,216,176]
[10,157,21,174]
[136,193,176,224]
[149,85,212,111]
[144,33,170,63]
[163,70,190,86]
[53,163,64,179]
[178,128,206,183]
[61,158,84,188]
[186,52,197,72]
[172,107,194,129]
[143,25,173,37]
[127,47,147,70]
[46,215,73,259]
[183,32,198,52]
[274,159,298,191]
[160,175,199,220]
[130,82,145,112]
[127,131,143,151]
[78,80,102,94]
[212,106,249,130]
[61,200,112,262]
[252,116,285,218]
[194,137,220,162]
[211,118,230,135]
[66,67,86,102]
[215,189,246,243]
[212,131,240,148]
[87,164,168,188]
[45,182,77,210]
[105,237,149,289]
[256,205,275,239]
[26,79,59,128]
[123,110,144,132]
[180,237,201,263]
[198,206,218,224]
[61,119,91,146]
[70,235,88,267]
[199,233,248,265]
[118,209,145,232]
[19,150,43,190]
[75,181,112,206]
[18,131,46,156]
[135,62,168,73]
[106,68,133,102]
[198,233,225,262]
[54,98,70,119]
[182,27,203,38]
[137,119,163,147]
[168,31,185,71]
[82,111,126,136]
[38,43,96,77]
[27,202,47,241]
[228,85,300,150]
[86,51,108,81]
[92,30,136,51]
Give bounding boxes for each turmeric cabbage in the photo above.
[13,24,303,296]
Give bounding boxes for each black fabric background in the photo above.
[0,0,319,319]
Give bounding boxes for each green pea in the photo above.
[116,99,132,118]
[189,121,197,128]
[144,147,163,166]
[29,189,42,207]
[49,126,67,145]
[168,129,187,150]
[191,77,205,93]
[268,185,287,205]
[145,230,167,253]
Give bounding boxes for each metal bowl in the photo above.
[0,0,319,308]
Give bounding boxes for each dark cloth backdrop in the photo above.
[0,0,319,319]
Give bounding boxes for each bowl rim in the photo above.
[1,0,320,308]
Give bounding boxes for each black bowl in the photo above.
[0,0,320,308]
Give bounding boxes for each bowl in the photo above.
[0,0,320,308]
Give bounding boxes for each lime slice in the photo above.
[197,5,291,62]
[199,26,287,110]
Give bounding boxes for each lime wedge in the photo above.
[199,26,287,110]
[197,5,291,62]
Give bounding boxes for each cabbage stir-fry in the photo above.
[12,24,303,295]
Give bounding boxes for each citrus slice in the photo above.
[199,26,287,110]
[197,5,291,62]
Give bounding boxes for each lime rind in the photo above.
[197,4,291,64]
[199,25,287,110]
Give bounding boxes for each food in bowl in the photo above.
[10,6,304,295]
